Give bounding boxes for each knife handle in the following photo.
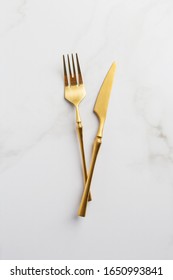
[78,136,102,217]
[76,122,92,201]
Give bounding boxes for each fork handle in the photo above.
[76,122,92,201]
[78,136,102,217]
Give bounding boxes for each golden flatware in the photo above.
[78,62,116,217]
[63,53,91,201]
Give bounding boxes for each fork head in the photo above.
[63,54,86,107]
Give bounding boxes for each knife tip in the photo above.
[111,62,116,70]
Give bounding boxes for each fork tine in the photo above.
[67,54,72,78]
[67,54,74,86]
[67,54,77,86]
[63,55,68,86]
[71,54,77,84]
[76,53,83,84]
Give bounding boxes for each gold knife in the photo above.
[78,62,116,217]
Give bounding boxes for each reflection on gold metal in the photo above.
[78,62,116,217]
[63,54,91,201]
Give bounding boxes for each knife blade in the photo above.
[78,62,116,217]
[94,62,116,137]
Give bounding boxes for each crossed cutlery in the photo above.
[63,54,116,217]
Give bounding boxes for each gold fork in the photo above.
[63,53,91,201]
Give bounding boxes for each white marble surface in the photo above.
[0,0,173,259]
